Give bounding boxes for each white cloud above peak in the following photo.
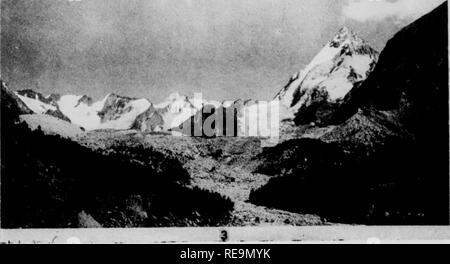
[343,0,446,22]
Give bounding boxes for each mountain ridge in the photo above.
[9,26,378,134]
[250,2,449,224]
[275,26,379,126]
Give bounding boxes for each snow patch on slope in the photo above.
[20,114,85,139]
[16,93,57,114]
[57,94,152,130]
[57,95,106,130]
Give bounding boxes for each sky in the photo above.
[0,0,446,102]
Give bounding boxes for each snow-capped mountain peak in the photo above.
[15,91,153,131]
[96,93,151,129]
[275,26,379,124]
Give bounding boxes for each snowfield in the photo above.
[16,93,57,114]
[19,114,85,139]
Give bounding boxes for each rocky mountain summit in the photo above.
[275,27,379,126]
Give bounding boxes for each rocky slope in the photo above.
[1,81,33,116]
[250,2,449,225]
[78,131,327,226]
[19,114,86,139]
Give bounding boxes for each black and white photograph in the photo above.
[0,0,449,244]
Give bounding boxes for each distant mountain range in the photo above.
[6,26,381,138]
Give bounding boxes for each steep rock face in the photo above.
[17,89,54,105]
[275,27,378,125]
[131,105,165,133]
[1,81,33,117]
[47,93,62,103]
[96,93,151,129]
[339,1,448,222]
[328,1,449,195]
[99,94,135,122]
[250,2,449,224]
[44,109,72,123]
[75,95,94,107]
[321,109,413,154]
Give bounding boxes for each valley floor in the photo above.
[78,130,328,226]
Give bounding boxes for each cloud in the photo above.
[343,0,446,22]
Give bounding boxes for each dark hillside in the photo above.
[250,2,449,225]
[1,81,233,228]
